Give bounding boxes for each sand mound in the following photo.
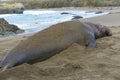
[0,26,120,80]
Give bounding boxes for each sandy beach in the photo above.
[0,7,120,80]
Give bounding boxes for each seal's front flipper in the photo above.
[86,40,96,48]
[86,34,96,48]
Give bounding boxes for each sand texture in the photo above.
[0,7,120,80]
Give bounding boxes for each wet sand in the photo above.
[0,7,120,80]
[82,13,120,26]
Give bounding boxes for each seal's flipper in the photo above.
[86,40,96,48]
[86,34,96,48]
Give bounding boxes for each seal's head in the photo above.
[94,24,112,39]
[84,22,112,39]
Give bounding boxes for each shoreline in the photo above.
[28,7,120,12]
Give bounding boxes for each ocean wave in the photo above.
[0,10,109,35]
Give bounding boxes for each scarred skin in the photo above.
[0,20,112,71]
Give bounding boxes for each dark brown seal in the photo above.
[83,22,112,39]
[0,21,112,71]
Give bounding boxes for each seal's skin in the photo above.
[0,21,112,71]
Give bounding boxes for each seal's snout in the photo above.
[105,27,112,36]
[103,26,112,36]
[97,24,112,37]
[105,30,112,36]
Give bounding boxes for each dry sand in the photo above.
[0,7,120,80]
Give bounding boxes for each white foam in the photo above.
[83,12,109,18]
[23,10,56,15]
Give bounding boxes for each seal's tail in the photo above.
[1,64,9,72]
[0,63,11,72]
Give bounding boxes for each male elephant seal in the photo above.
[0,20,112,71]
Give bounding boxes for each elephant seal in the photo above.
[0,20,112,71]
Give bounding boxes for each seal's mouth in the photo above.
[102,26,112,36]
[105,27,112,36]
[97,25,112,37]
[105,30,112,36]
